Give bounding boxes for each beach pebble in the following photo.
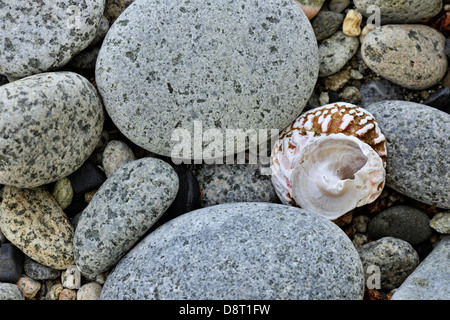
[366,101,450,209]
[51,178,74,210]
[353,215,370,233]
[77,282,102,300]
[104,0,135,23]
[0,0,105,79]
[15,275,41,299]
[0,72,104,188]
[358,237,420,290]
[96,0,319,160]
[297,0,325,20]
[354,0,442,24]
[311,11,344,41]
[329,0,351,13]
[0,186,75,270]
[391,236,450,300]
[341,86,362,103]
[0,243,24,283]
[343,9,363,37]
[319,31,359,77]
[193,163,279,207]
[45,283,64,301]
[62,265,81,290]
[69,160,107,195]
[359,79,403,107]
[0,283,25,300]
[74,158,179,278]
[59,288,77,300]
[23,257,61,281]
[102,140,136,177]
[430,211,450,234]
[361,25,447,90]
[368,206,433,245]
[101,203,364,300]
[422,87,450,114]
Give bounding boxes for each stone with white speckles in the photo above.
[100,202,365,300]
[0,72,104,188]
[365,101,450,209]
[0,283,24,300]
[74,157,179,278]
[0,0,105,79]
[96,0,319,160]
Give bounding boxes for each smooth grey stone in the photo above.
[365,101,450,209]
[193,163,279,207]
[318,31,359,77]
[0,0,105,79]
[0,243,24,283]
[422,87,450,114]
[74,157,179,278]
[392,236,450,300]
[328,0,351,13]
[361,25,447,90]
[96,0,319,160]
[311,11,344,41]
[358,237,420,290]
[368,206,433,245]
[354,0,442,24]
[0,72,104,188]
[100,202,365,300]
[23,256,61,281]
[0,283,25,300]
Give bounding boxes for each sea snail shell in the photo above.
[270,102,387,220]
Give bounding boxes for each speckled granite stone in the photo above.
[0,186,75,270]
[430,211,450,234]
[96,0,319,160]
[23,256,61,281]
[358,237,420,290]
[318,31,359,77]
[361,25,447,90]
[0,72,104,188]
[74,157,179,278]
[0,0,105,79]
[193,163,279,207]
[365,101,450,209]
[354,0,442,24]
[368,206,432,245]
[0,283,24,300]
[392,236,450,300]
[100,202,364,300]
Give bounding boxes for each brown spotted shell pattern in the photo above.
[270,102,387,219]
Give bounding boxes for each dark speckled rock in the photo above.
[0,243,24,283]
[365,101,450,209]
[361,25,447,90]
[193,163,279,207]
[0,72,104,188]
[0,0,105,79]
[74,157,179,278]
[0,186,75,270]
[96,0,319,159]
[100,202,364,300]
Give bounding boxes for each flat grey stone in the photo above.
[311,11,344,41]
[361,25,447,90]
[0,0,105,79]
[0,72,104,188]
[368,206,432,245]
[100,202,365,300]
[0,283,25,300]
[23,256,61,281]
[354,0,442,24]
[358,237,420,290]
[318,31,359,77]
[96,0,319,159]
[365,101,450,209]
[391,236,450,300]
[74,157,179,278]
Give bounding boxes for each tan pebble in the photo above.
[16,275,41,299]
[77,282,103,300]
[59,288,77,300]
[45,283,63,300]
[343,9,363,36]
[324,69,351,91]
